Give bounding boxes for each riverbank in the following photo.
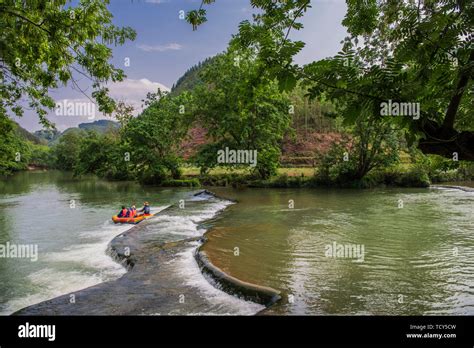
[13,190,276,315]
[7,164,473,190]
[163,173,473,190]
[161,164,474,189]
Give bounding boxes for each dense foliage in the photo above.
[0,117,30,176]
[0,0,136,127]
[3,0,472,188]
[170,57,216,96]
[193,50,291,179]
[187,0,473,161]
[316,117,401,184]
[122,91,195,184]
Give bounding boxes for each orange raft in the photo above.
[112,213,154,224]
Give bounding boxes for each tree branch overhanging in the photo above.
[442,49,474,130]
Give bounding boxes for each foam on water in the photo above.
[2,206,170,314]
[1,268,103,315]
[145,200,233,240]
[44,205,170,269]
[170,241,264,315]
[1,222,129,314]
[151,215,202,237]
[45,220,133,270]
[3,197,256,315]
[146,198,264,314]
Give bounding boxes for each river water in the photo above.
[0,171,192,314]
[0,171,472,315]
[204,187,474,315]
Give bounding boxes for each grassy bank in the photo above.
[160,164,474,189]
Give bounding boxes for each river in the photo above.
[205,186,474,315]
[0,171,191,314]
[0,171,472,315]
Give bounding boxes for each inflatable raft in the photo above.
[112,213,154,224]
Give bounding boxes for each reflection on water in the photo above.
[0,171,190,314]
[1,171,472,316]
[203,187,474,315]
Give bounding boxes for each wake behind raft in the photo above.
[112,213,154,225]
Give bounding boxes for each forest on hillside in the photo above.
[1,0,472,188]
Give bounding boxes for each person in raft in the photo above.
[117,205,130,218]
[129,205,137,218]
[138,202,151,216]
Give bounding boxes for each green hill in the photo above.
[14,122,43,144]
[170,56,217,96]
[77,119,119,132]
[34,129,61,143]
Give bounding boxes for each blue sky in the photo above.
[18,0,348,131]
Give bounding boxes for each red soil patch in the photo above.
[179,126,343,166]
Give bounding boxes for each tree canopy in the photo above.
[186,0,474,161]
[193,49,291,178]
[0,0,136,127]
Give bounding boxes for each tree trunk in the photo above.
[418,119,474,161]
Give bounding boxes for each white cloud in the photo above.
[137,43,183,52]
[106,78,170,114]
[108,78,169,98]
[49,78,169,129]
[46,78,169,130]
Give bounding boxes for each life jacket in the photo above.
[130,208,136,217]
[121,208,128,217]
